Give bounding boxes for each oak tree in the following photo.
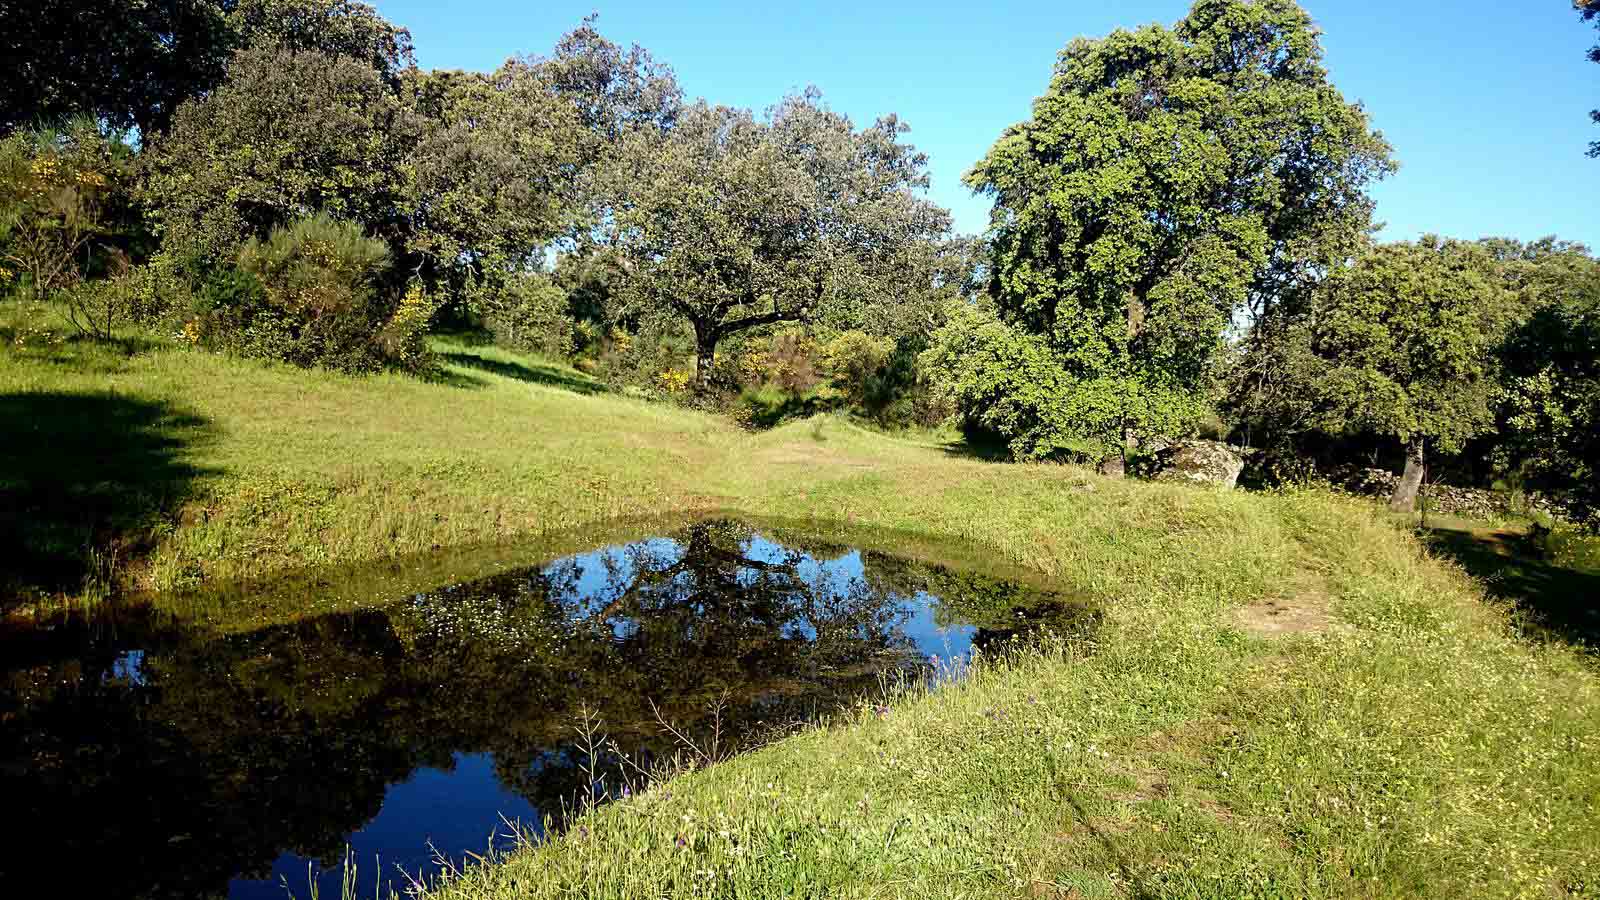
[1306,238,1507,511]
[965,0,1393,464]
[607,92,949,390]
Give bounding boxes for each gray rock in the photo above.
[1152,440,1246,489]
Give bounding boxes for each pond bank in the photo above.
[5,321,1598,897]
[419,492,1600,899]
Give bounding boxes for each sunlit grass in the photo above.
[5,299,1600,898]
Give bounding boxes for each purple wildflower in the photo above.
[675,834,688,849]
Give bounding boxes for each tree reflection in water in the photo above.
[0,519,1092,899]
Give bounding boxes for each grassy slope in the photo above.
[3,303,1598,897]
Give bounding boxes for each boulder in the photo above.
[1152,440,1246,489]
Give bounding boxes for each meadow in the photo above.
[3,301,1598,898]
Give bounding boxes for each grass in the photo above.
[4,299,1600,897]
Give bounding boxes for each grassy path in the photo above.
[3,305,1598,897]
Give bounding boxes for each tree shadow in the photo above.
[438,351,608,396]
[0,392,215,604]
[935,429,1014,462]
[1424,524,1600,652]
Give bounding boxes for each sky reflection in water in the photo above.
[0,520,1090,899]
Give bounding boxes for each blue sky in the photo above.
[374,0,1598,248]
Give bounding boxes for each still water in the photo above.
[0,519,1090,899]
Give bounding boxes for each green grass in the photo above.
[4,299,1600,898]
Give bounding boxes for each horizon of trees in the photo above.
[2,0,1598,524]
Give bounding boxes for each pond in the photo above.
[0,519,1093,899]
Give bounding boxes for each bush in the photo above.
[737,328,822,396]
[821,330,893,403]
[470,271,573,357]
[197,214,435,373]
[0,120,140,301]
[62,255,135,341]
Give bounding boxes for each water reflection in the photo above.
[0,519,1093,899]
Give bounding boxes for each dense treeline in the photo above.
[1,0,1597,524]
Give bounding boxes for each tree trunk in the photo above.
[1116,288,1146,479]
[692,325,718,394]
[1389,436,1426,513]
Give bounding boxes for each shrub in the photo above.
[737,328,822,396]
[0,120,139,301]
[470,272,572,357]
[219,214,431,373]
[62,252,134,340]
[821,330,893,403]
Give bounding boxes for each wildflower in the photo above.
[675,834,688,849]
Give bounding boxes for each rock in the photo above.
[1152,440,1246,489]
[1097,455,1125,478]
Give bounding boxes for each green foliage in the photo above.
[1,0,412,134]
[142,43,418,263]
[62,267,138,341]
[0,120,139,301]
[468,271,573,357]
[198,213,429,373]
[607,91,951,390]
[1497,248,1600,526]
[0,0,413,136]
[1307,238,1507,454]
[922,300,1206,459]
[968,0,1394,452]
[821,330,894,404]
[0,0,232,134]
[404,64,581,300]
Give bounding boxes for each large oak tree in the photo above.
[964,0,1393,464]
[606,91,950,389]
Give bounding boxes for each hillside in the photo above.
[3,302,1598,897]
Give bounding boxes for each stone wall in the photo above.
[1336,467,1568,522]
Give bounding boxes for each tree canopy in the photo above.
[962,0,1394,462]
[1305,237,1507,509]
[607,92,950,388]
[0,0,413,136]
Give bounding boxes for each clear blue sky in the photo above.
[374,0,1598,248]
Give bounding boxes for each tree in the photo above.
[607,92,950,390]
[1306,238,1507,511]
[966,0,1394,465]
[0,0,232,135]
[142,43,420,263]
[404,64,583,301]
[0,120,138,300]
[0,0,413,136]
[1492,238,1600,526]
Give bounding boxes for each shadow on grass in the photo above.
[439,351,607,396]
[0,392,215,604]
[1425,524,1600,651]
[936,430,1016,462]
